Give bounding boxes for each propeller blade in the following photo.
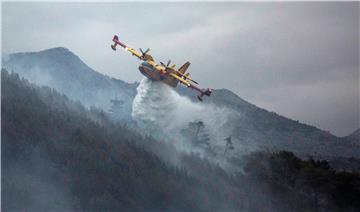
[139,48,144,54]
[167,60,171,67]
[160,62,166,67]
[144,48,150,54]
[191,79,199,85]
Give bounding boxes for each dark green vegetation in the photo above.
[2,69,360,211]
[245,151,360,211]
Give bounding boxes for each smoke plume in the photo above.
[132,78,245,167]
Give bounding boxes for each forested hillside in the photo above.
[2,69,360,211]
[4,47,358,160]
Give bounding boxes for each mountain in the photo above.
[343,128,360,143]
[2,47,136,119]
[343,129,360,148]
[2,47,359,159]
[179,85,359,159]
[0,69,232,211]
[3,69,360,211]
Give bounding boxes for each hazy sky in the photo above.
[2,2,359,136]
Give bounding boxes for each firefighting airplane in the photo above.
[111,35,212,101]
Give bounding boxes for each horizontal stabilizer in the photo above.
[197,88,212,101]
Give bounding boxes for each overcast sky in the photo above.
[2,2,359,136]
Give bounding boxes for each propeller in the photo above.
[160,60,172,69]
[139,48,150,57]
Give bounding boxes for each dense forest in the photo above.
[2,69,360,211]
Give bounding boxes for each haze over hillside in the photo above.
[2,46,360,211]
[3,68,360,211]
[2,47,359,160]
[2,47,136,117]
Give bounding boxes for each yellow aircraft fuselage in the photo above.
[139,61,181,88]
[111,35,212,101]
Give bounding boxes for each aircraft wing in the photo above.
[111,35,195,87]
[168,72,191,87]
[111,35,143,60]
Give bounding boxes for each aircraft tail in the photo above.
[178,62,190,74]
[197,88,212,101]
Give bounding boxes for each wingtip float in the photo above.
[111,35,212,101]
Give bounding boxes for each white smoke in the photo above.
[132,78,241,154]
[132,78,201,129]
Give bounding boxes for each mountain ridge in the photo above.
[2,47,359,158]
[2,47,137,116]
[343,128,360,143]
[1,47,340,135]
